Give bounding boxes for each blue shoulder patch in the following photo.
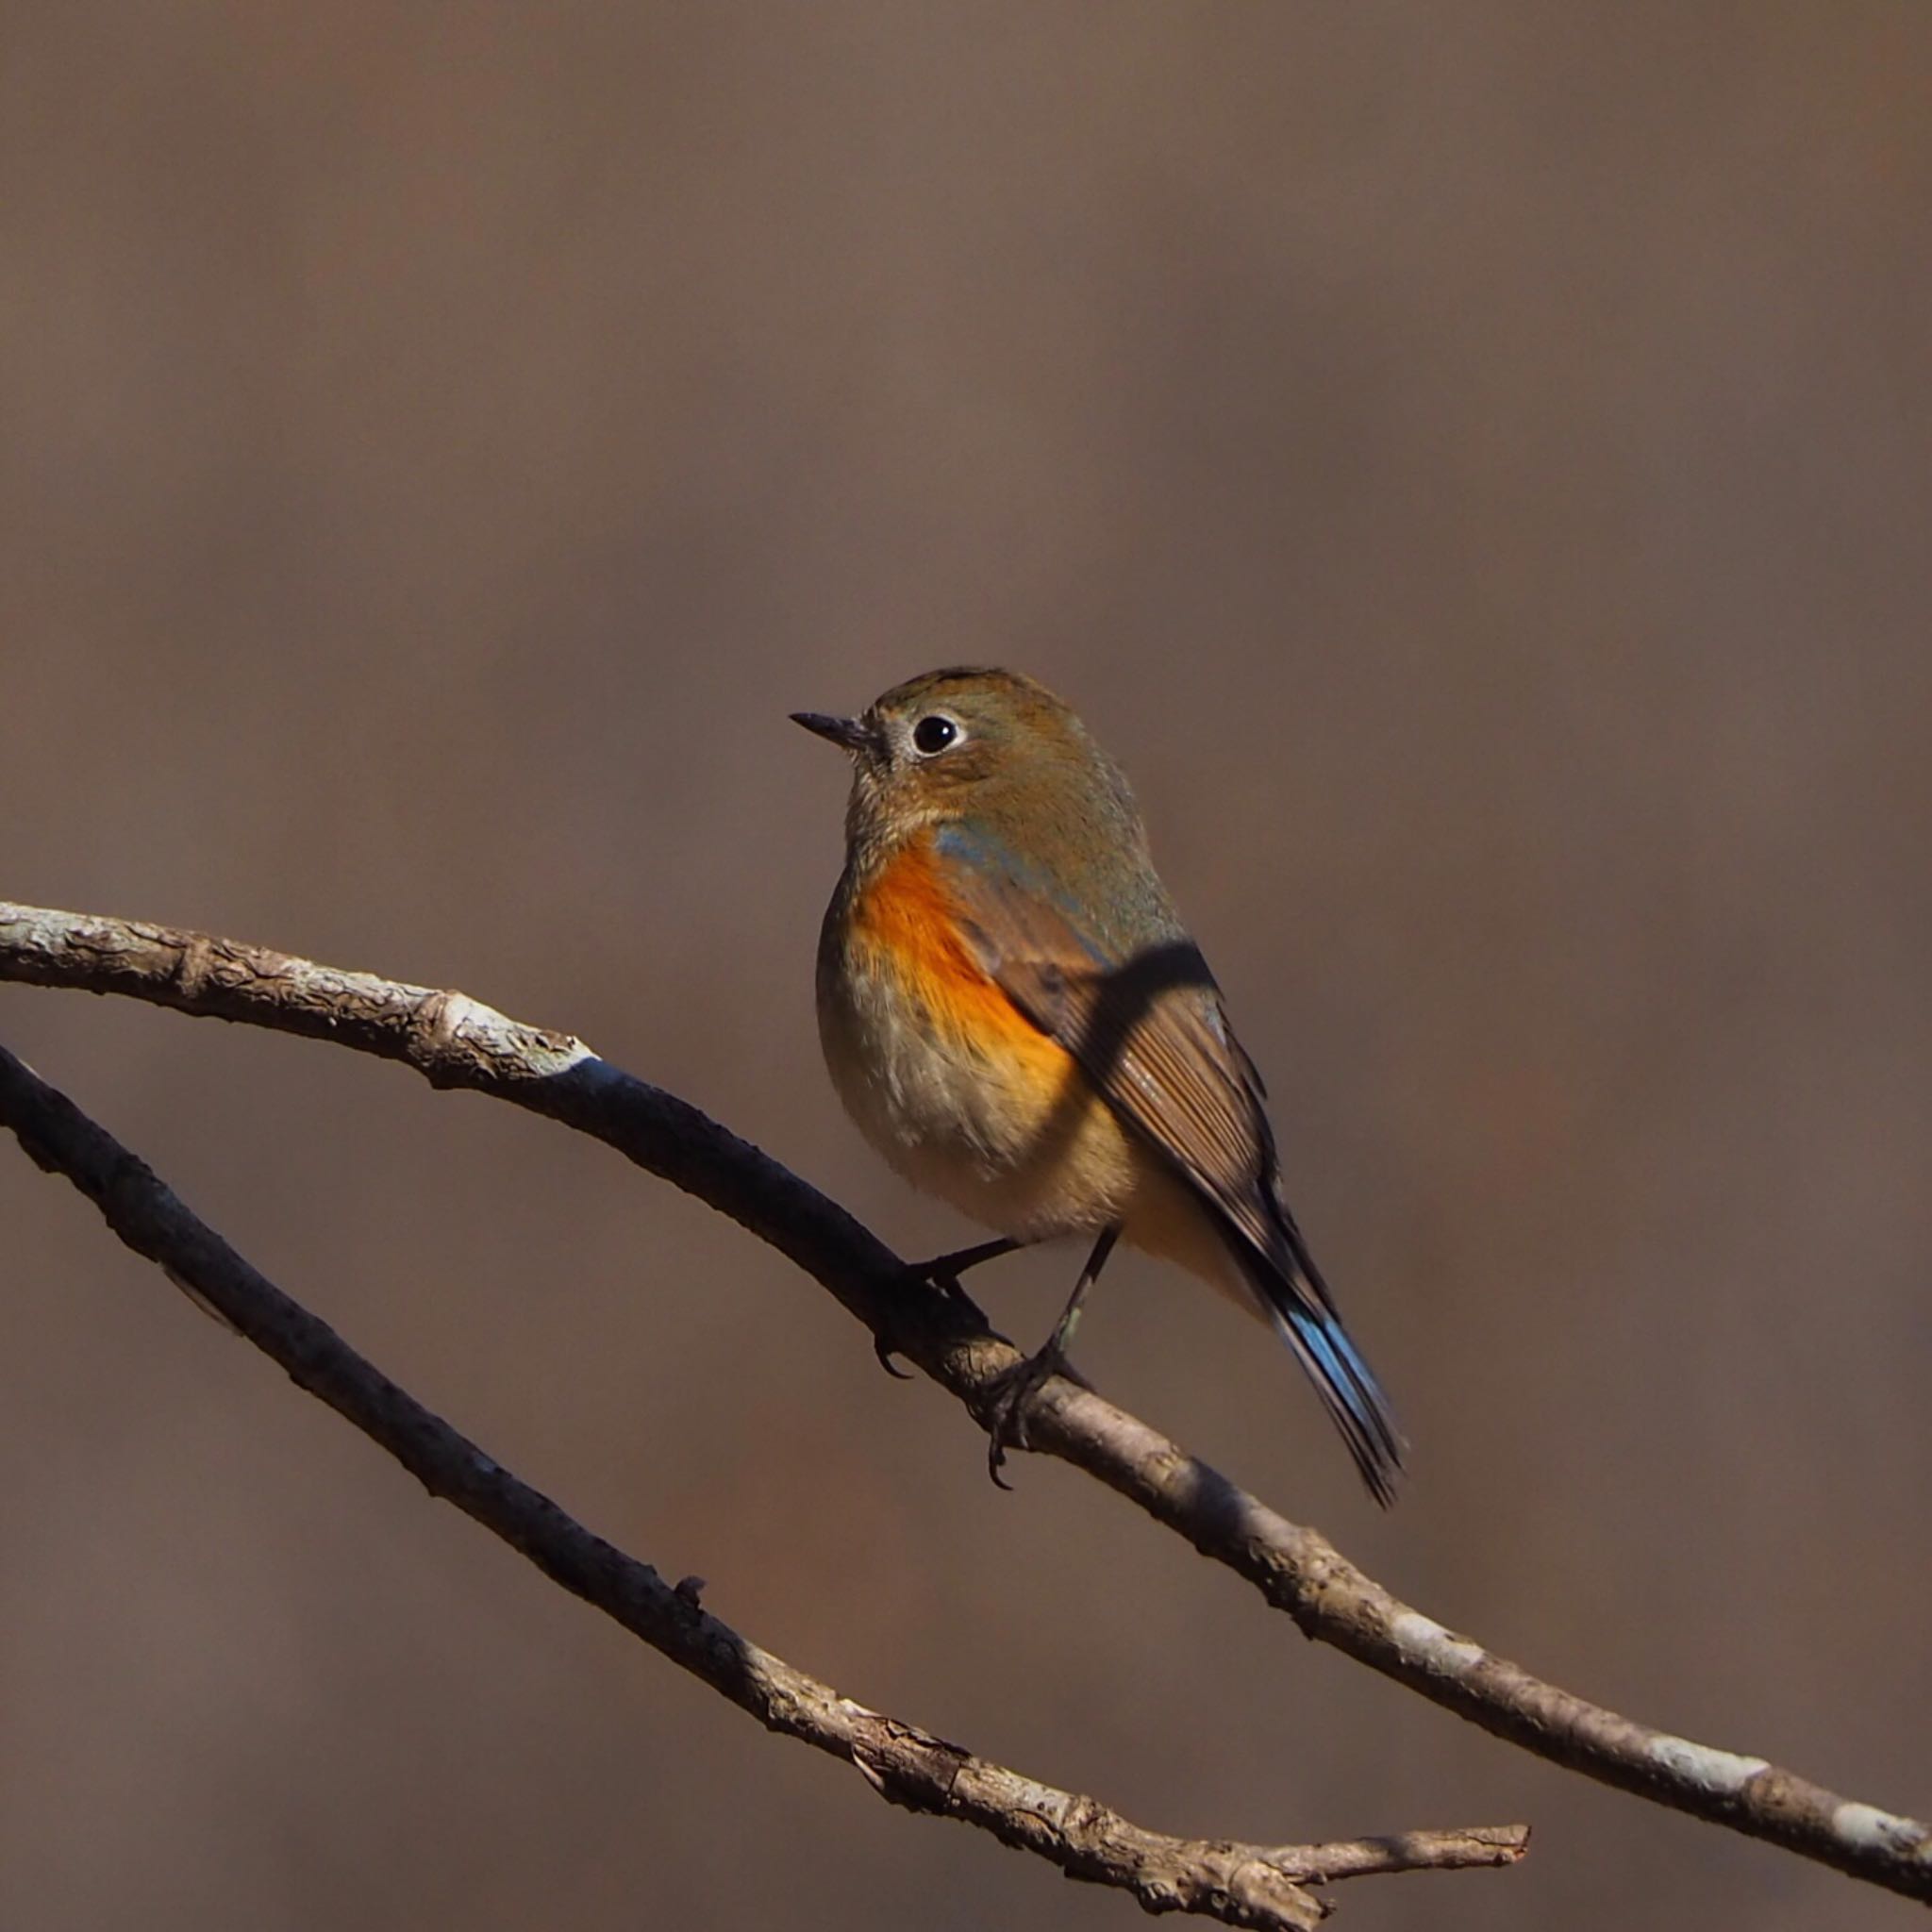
[934,822,1111,965]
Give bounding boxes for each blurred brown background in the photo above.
[3,7,1928,1929]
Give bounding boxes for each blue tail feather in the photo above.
[1241,1243,1404,1507]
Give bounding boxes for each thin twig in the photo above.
[0,1041,1528,1930]
[2,900,1927,1906]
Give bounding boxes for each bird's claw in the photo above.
[982,1347,1089,1487]
[873,1331,914,1379]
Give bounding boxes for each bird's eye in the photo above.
[911,714,959,756]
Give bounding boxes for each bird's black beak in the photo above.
[791,710,874,755]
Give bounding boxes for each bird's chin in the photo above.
[845,779,948,858]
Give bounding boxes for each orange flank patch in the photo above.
[851,841,1071,1081]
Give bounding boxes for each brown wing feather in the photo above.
[945,877,1283,1265]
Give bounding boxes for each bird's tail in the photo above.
[1239,1241,1404,1507]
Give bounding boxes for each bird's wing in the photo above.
[932,830,1287,1270]
[935,826,1404,1504]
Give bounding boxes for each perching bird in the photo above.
[793,668,1402,1504]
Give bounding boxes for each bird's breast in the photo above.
[815,838,1135,1239]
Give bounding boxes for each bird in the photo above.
[792,667,1403,1504]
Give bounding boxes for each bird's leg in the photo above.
[874,1237,1028,1377]
[915,1236,1024,1303]
[986,1224,1121,1486]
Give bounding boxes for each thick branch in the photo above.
[0,1041,1529,1929]
[2,901,1927,1906]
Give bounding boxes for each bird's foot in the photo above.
[876,1242,1013,1377]
[983,1345,1091,1489]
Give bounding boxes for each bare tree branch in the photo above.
[2,900,1927,1907]
[0,1039,1527,1931]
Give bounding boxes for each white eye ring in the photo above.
[910,713,962,756]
